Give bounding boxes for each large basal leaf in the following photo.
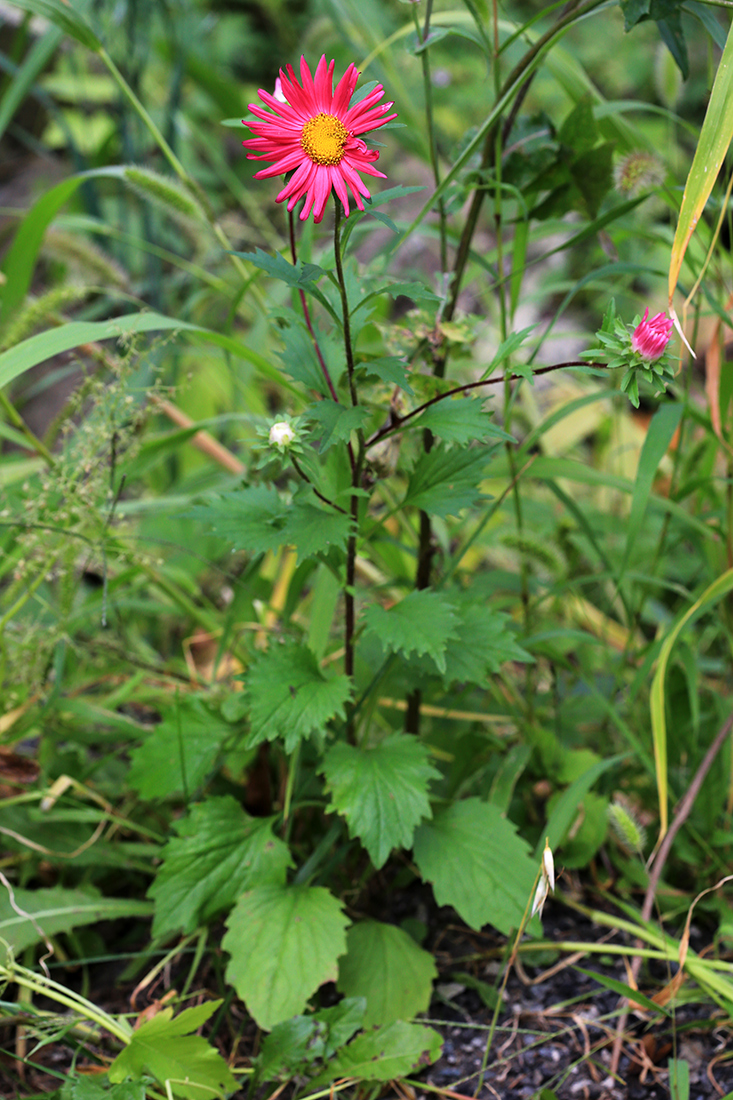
[413,799,536,933]
[223,883,349,1030]
[0,886,152,954]
[403,443,492,517]
[362,590,459,674]
[308,1020,442,1086]
[148,796,292,938]
[337,921,437,1026]
[108,1002,236,1100]
[127,697,232,800]
[243,642,352,752]
[321,735,439,869]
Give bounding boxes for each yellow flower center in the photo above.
[300,113,348,166]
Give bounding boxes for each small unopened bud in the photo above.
[531,838,555,919]
[631,308,673,362]
[269,420,296,448]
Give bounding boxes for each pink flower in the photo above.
[631,308,673,361]
[242,55,397,223]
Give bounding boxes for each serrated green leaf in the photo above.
[0,887,152,954]
[415,397,510,445]
[223,884,349,1029]
[307,401,370,451]
[321,735,439,868]
[282,501,354,562]
[235,248,325,289]
[413,799,536,933]
[275,310,343,394]
[440,604,532,685]
[358,356,414,393]
[187,487,287,553]
[256,999,366,1083]
[148,797,292,938]
[108,1002,236,1100]
[362,590,459,674]
[308,1021,442,1086]
[404,443,491,517]
[128,697,232,800]
[62,1076,145,1100]
[337,921,437,1025]
[244,642,352,751]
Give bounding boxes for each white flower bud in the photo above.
[531,877,548,919]
[269,421,296,448]
[542,839,555,893]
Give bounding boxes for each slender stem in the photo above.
[332,204,363,743]
[364,360,602,449]
[333,205,358,408]
[289,453,347,514]
[289,209,341,406]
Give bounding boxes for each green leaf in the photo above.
[128,697,232,800]
[574,967,671,1015]
[2,0,100,49]
[439,604,532,685]
[404,443,491,517]
[149,797,292,938]
[618,402,683,583]
[308,1020,442,1086]
[321,735,440,868]
[542,754,624,856]
[188,487,287,554]
[337,921,437,1026]
[62,1077,145,1100]
[0,887,153,954]
[236,248,325,289]
[223,884,349,1030]
[307,401,370,451]
[256,999,366,1083]
[415,398,511,445]
[108,1002,237,1100]
[359,356,414,394]
[0,311,287,392]
[243,642,352,752]
[570,141,614,219]
[413,799,536,933]
[282,501,354,562]
[362,590,459,674]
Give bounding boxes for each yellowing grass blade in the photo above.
[650,567,733,845]
[668,20,733,309]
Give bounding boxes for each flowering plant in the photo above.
[242,56,397,223]
[581,300,677,407]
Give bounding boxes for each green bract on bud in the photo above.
[269,420,297,448]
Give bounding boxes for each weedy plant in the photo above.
[1,0,733,1097]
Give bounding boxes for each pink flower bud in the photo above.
[631,308,673,361]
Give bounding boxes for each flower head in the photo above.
[631,308,674,362]
[613,151,664,197]
[269,420,297,448]
[242,55,397,223]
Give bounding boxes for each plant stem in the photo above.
[333,204,363,742]
[289,209,341,406]
[0,390,55,466]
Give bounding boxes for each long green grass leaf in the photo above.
[668,19,733,304]
[650,567,733,842]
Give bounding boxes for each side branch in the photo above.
[365,361,604,450]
